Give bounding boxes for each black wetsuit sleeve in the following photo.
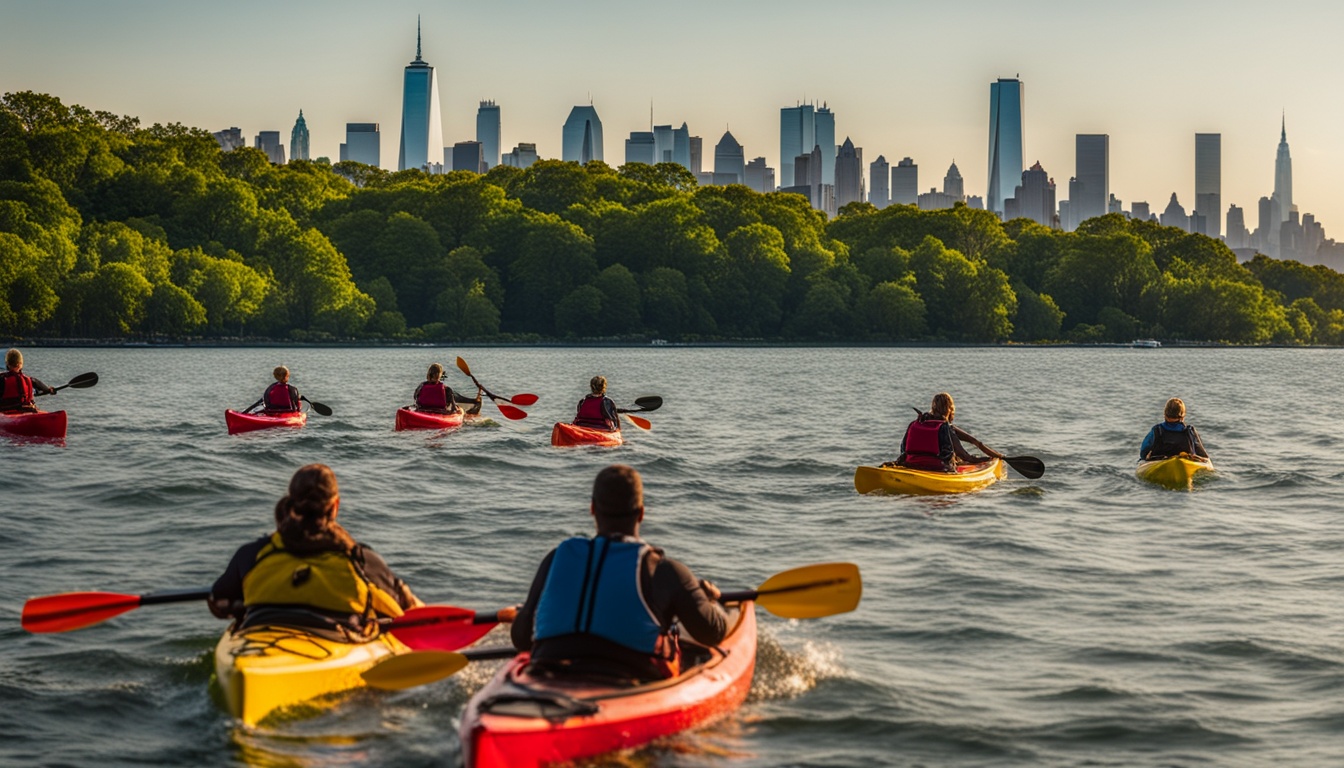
[412,382,423,403]
[30,377,52,394]
[603,398,620,430]
[653,557,729,646]
[1189,426,1209,458]
[355,544,417,611]
[210,536,271,611]
[511,549,557,651]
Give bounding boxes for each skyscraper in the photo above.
[942,160,964,199]
[254,131,285,164]
[1274,116,1293,229]
[689,136,703,175]
[212,127,244,152]
[340,123,380,167]
[1073,134,1108,228]
[1226,204,1249,249]
[1160,193,1189,231]
[451,141,485,173]
[1004,161,1053,226]
[834,137,864,209]
[745,157,774,194]
[289,111,309,162]
[1194,133,1221,237]
[398,19,443,171]
[892,157,918,206]
[779,103,815,187]
[477,101,501,169]
[624,131,655,165]
[814,104,836,186]
[713,131,744,185]
[501,143,538,169]
[653,124,675,164]
[562,105,604,164]
[869,155,890,209]
[987,78,1024,216]
[672,123,691,171]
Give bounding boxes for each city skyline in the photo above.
[3,0,1343,228]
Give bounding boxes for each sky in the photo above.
[3,0,1344,232]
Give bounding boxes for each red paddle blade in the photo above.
[22,591,141,633]
[495,403,528,420]
[508,393,539,406]
[387,605,497,651]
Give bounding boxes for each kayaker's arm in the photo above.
[1188,426,1209,459]
[1139,425,1157,460]
[209,536,269,619]
[659,559,728,646]
[510,549,556,651]
[242,398,264,414]
[357,545,424,611]
[30,377,55,396]
[952,425,1003,460]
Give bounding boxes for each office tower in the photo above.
[869,155,890,209]
[212,127,244,152]
[1109,194,1123,214]
[254,131,285,164]
[919,188,957,211]
[1057,200,1073,229]
[1193,133,1221,237]
[1280,210,1302,258]
[792,153,813,192]
[779,103,815,187]
[1160,193,1189,231]
[653,124,674,164]
[1226,204,1249,249]
[815,104,836,185]
[966,196,984,209]
[501,143,538,169]
[562,105,604,163]
[1255,196,1277,252]
[713,131,744,185]
[1302,213,1323,257]
[943,161,964,200]
[745,157,775,193]
[1274,117,1293,232]
[398,19,444,171]
[672,123,691,171]
[835,137,864,208]
[891,157,917,205]
[1004,161,1053,226]
[340,123,380,166]
[477,100,501,169]
[289,110,309,162]
[987,78,1024,215]
[624,131,655,165]
[1131,201,1150,221]
[689,136,703,175]
[1073,134,1108,228]
[451,141,485,173]
[1064,179,1081,230]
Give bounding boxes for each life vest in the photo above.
[0,371,35,410]
[1147,423,1195,459]
[241,533,405,633]
[534,536,677,675]
[263,382,299,413]
[416,382,450,411]
[900,415,950,471]
[574,395,614,430]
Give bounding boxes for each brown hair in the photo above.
[589,375,607,396]
[273,366,289,383]
[274,464,356,554]
[427,363,444,382]
[930,392,954,420]
[592,464,643,519]
[1164,398,1186,421]
[5,349,20,370]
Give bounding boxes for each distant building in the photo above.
[1160,193,1189,231]
[451,141,485,173]
[340,123,380,167]
[942,160,964,199]
[213,127,245,152]
[987,78,1024,216]
[745,157,775,193]
[1073,134,1108,228]
[815,104,836,185]
[834,137,864,208]
[1226,204,1249,249]
[501,142,538,169]
[1109,194,1123,214]
[562,105,604,164]
[477,101,501,169]
[713,130,744,185]
[1194,133,1220,237]
[1131,201,1150,221]
[966,195,984,209]
[689,136,703,176]
[653,124,674,165]
[673,123,692,171]
[891,157,918,206]
[254,131,285,165]
[918,188,957,211]
[1003,161,1054,227]
[1057,200,1073,230]
[290,110,310,162]
[779,103,815,187]
[624,131,655,165]
[1274,117,1293,237]
[398,20,443,171]
[869,155,890,209]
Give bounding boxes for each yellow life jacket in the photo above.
[241,533,405,622]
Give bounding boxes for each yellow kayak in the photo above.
[214,626,409,725]
[1136,454,1214,490]
[854,459,1006,496]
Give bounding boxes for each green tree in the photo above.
[1010,282,1064,342]
[1045,232,1159,328]
[555,284,604,337]
[593,263,642,334]
[909,236,1015,340]
[859,278,927,339]
[144,281,206,336]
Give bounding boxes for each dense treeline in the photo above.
[4,91,1344,344]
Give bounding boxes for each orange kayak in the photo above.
[550,422,623,447]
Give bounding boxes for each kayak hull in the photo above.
[395,407,465,431]
[225,409,307,435]
[550,422,624,447]
[0,409,67,439]
[854,459,1006,495]
[461,602,756,768]
[1136,455,1213,490]
[213,626,407,726]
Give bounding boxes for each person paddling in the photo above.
[890,392,1003,472]
[0,349,56,413]
[510,464,728,681]
[208,464,423,639]
[572,375,619,431]
[1140,398,1209,462]
[244,366,301,415]
[412,363,482,415]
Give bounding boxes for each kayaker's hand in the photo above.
[208,597,236,619]
[988,448,1004,460]
[496,605,520,623]
[700,580,721,602]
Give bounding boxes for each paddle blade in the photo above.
[1004,456,1045,479]
[508,393,539,406]
[494,402,528,420]
[362,650,468,690]
[623,413,651,431]
[755,563,862,619]
[386,606,497,651]
[22,591,141,633]
[633,396,663,412]
[455,357,473,378]
[304,399,333,416]
[67,372,99,389]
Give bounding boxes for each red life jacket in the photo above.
[0,371,35,410]
[263,382,299,412]
[901,416,949,471]
[416,382,450,411]
[574,395,614,430]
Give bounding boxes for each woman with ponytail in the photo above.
[208,464,422,640]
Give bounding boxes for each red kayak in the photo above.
[0,409,67,439]
[461,603,756,768]
[395,407,465,431]
[225,409,307,435]
[550,422,623,447]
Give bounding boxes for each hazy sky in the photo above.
[4,0,1343,230]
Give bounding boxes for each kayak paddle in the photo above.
[383,605,508,651]
[362,645,518,690]
[616,396,661,429]
[37,371,99,395]
[455,357,531,420]
[21,587,211,633]
[301,396,333,416]
[621,413,652,431]
[1000,455,1045,479]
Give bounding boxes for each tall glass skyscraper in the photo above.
[562,105,604,163]
[290,110,309,162]
[476,101,501,170]
[713,131,744,185]
[815,104,836,185]
[672,123,692,171]
[779,103,815,188]
[1274,117,1292,226]
[1194,133,1221,237]
[340,123,380,167]
[987,78,1024,216]
[1073,134,1108,229]
[398,20,443,172]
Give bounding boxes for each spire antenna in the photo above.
[416,15,422,61]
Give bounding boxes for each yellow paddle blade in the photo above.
[361,650,468,691]
[755,563,862,619]
[455,357,473,377]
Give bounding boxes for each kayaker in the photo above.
[573,375,619,431]
[412,363,482,415]
[245,366,301,415]
[208,463,424,639]
[891,392,1003,472]
[1140,398,1209,461]
[510,464,729,681]
[0,349,55,413]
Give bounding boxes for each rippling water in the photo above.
[1,346,1342,767]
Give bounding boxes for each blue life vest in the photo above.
[534,535,662,655]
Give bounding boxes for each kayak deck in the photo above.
[854,459,1006,495]
[550,422,624,447]
[225,409,308,435]
[461,603,756,768]
[1136,454,1214,490]
[0,409,67,439]
[395,407,466,431]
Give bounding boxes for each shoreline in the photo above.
[5,338,1340,350]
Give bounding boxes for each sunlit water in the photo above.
[1,346,1341,767]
